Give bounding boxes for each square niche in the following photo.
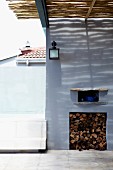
[78,90,99,102]
[70,88,108,105]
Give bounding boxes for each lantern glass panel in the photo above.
[50,49,59,59]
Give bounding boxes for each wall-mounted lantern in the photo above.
[49,41,59,60]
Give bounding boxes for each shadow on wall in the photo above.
[46,19,113,149]
[49,18,113,88]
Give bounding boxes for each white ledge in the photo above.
[74,102,108,105]
[16,58,46,65]
[70,88,108,92]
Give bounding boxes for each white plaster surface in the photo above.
[0,63,46,149]
[0,114,46,149]
[0,65,46,115]
[46,18,113,150]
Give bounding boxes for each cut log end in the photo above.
[70,112,107,151]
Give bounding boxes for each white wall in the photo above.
[0,65,46,117]
[46,18,113,150]
[0,58,46,149]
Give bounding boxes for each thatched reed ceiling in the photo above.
[6,0,113,20]
[46,0,113,19]
[6,0,39,19]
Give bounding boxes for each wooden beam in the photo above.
[35,0,49,28]
[85,0,97,20]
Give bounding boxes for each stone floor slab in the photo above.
[0,150,112,170]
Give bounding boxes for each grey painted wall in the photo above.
[46,19,113,150]
[0,60,46,117]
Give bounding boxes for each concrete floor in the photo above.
[0,150,113,170]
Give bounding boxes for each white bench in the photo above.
[0,115,47,150]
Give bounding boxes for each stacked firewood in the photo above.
[70,112,107,151]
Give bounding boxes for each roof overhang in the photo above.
[6,0,49,27]
[6,0,113,28]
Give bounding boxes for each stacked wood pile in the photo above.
[70,112,107,151]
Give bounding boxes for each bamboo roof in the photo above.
[46,0,113,19]
[6,0,113,20]
[6,0,39,19]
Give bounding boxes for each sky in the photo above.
[0,0,46,58]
